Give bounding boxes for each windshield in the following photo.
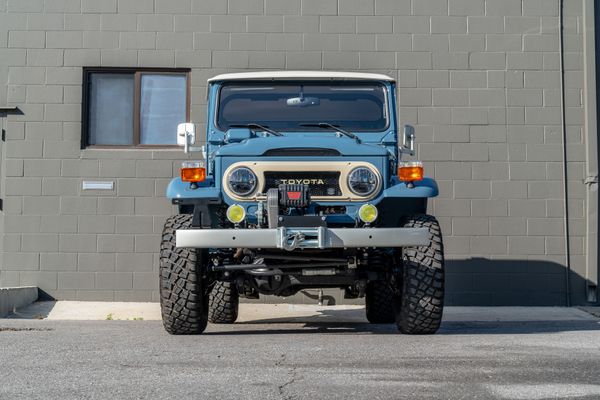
[216,82,388,132]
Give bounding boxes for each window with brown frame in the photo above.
[81,67,191,148]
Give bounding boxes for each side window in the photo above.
[83,68,190,148]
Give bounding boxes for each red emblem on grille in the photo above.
[287,191,301,200]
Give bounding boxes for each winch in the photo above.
[278,183,311,208]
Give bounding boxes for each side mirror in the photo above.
[177,123,196,153]
[401,125,416,156]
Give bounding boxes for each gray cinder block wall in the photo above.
[0,0,594,305]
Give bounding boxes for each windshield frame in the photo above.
[213,80,390,133]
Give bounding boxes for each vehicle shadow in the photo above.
[206,307,600,336]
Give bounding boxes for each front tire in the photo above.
[208,281,239,324]
[159,214,209,335]
[396,214,445,334]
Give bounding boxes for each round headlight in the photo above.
[227,167,257,196]
[348,167,378,196]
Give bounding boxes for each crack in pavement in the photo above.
[275,353,299,400]
[0,327,53,332]
[275,353,286,367]
[278,366,298,400]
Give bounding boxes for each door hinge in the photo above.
[1,129,5,141]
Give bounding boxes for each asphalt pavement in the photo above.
[1,305,600,400]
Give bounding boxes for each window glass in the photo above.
[217,83,387,132]
[84,69,189,147]
[140,74,187,145]
[89,73,135,145]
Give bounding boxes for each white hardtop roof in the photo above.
[208,71,395,83]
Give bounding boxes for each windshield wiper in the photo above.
[229,123,283,137]
[299,123,359,141]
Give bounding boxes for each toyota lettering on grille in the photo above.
[276,179,325,185]
[265,171,342,197]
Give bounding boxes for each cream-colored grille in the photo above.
[222,161,381,202]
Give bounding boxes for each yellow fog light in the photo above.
[358,204,378,224]
[226,204,246,224]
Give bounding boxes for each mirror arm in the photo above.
[402,125,416,156]
[184,130,195,154]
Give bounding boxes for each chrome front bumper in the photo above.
[176,227,429,251]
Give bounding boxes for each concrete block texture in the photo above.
[0,0,589,306]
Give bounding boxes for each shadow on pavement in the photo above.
[210,307,600,335]
[206,323,399,335]
[6,301,56,319]
[207,320,600,336]
[438,320,600,335]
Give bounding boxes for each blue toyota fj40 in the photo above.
[160,71,444,334]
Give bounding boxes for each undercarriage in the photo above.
[207,247,397,299]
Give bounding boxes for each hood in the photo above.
[213,135,389,157]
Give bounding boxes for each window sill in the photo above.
[84,145,181,150]
[81,146,191,160]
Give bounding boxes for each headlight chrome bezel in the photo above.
[347,167,379,197]
[227,167,258,197]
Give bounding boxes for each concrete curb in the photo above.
[0,287,38,317]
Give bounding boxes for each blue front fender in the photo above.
[382,177,438,198]
[166,178,220,200]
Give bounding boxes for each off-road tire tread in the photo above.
[208,281,239,324]
[160,214,208,335]
[365,280,396,324]
[397,214,444,334]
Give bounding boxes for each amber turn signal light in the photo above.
[181,162,206,182]
[398,162,424,182]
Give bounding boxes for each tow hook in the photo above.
[281,232,305,251]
